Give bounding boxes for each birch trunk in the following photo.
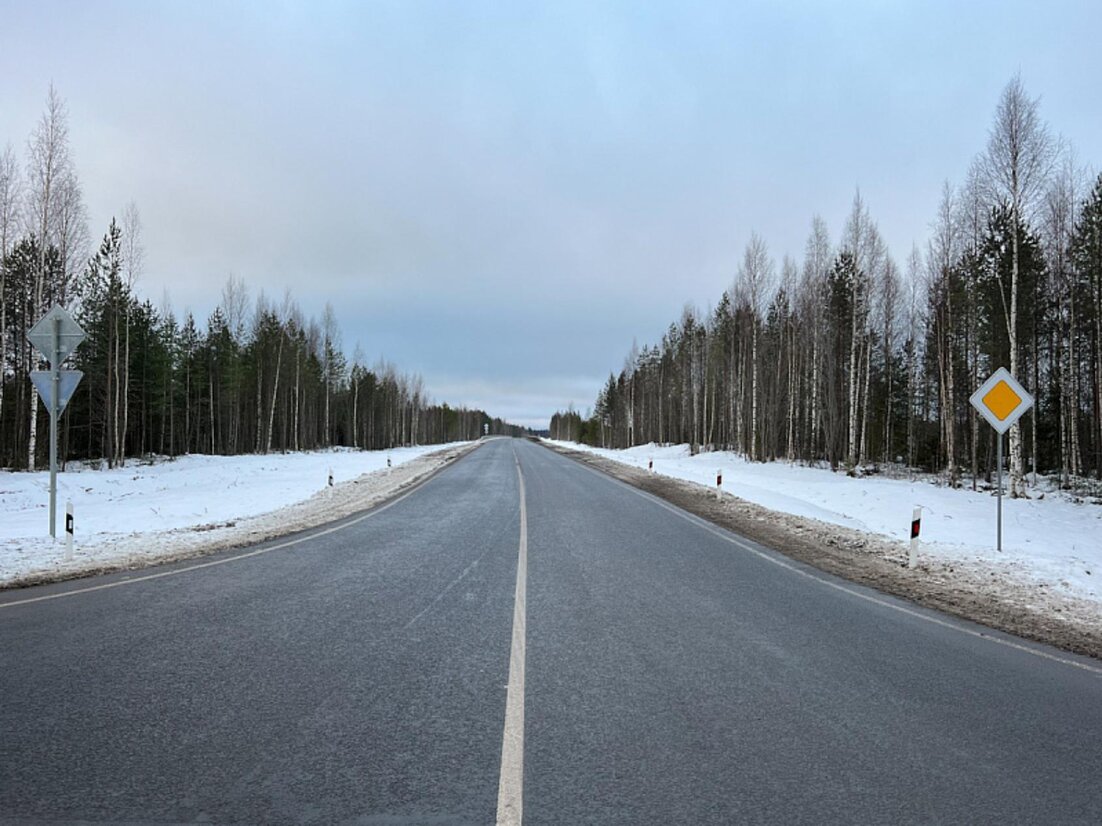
[846,289,860,468]
[1007,221,1024,495]
[293,346,301,452]
[859,335,871,467]
[119,307,129,465]
[209,372,215,454]
[750,322,758,461]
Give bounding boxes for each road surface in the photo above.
[2,437,1101,824]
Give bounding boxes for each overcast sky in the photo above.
[3,1,1100,429]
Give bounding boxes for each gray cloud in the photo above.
[3,1,1101,428]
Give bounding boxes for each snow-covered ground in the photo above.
[1,443,472,586]
[549,440,1102,605]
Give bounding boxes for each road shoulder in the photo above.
[2,442,480,591]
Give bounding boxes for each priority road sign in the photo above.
[969,367,1033,553]
[27,304,85,365]
[969,367,1034,435]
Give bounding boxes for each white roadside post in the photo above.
[908,506,922,569]
[65,500,74,561]
[968,367,1034,552]
[648,457,653,472]
[328,467,334,487]
[716,469,723,501]
[26,305,85,539]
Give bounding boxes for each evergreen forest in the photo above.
[552,78,1102,496]
[0,87,524,471]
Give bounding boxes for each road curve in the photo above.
[2,437,1100,825]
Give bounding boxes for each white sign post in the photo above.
[26,304,85,539]
[908,506,922,569]
[968,367,1034,552]
[65,499,74,561]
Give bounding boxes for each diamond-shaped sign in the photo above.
[969,367,1034,434]
[27,304,86,365]
[30,370,84,417]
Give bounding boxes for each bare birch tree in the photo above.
[52,170,88,303]
[1042,154,1086,483]
[117,202,144,465]
[781,255,799,460]
[879,254,901,463]
[220,274,249,453]
[23,84,74,469]
[0,144,21,429]
[904,244,925,472]
[737,233,774,461]
[801,216,832,454]
[980,75,1057,496]
[841,191,881,468]
[957,162,988,487]
[929,182,960,485]
[321,302,340,446]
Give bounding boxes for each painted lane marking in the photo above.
[0,450,474,611]
[561,452,1102,677]
[496,451,528,825]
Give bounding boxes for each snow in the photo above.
[6,438,1099,613]
[549,441,1102,605]
[1,444,472,587]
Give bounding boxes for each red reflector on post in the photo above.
[911,519,921,539]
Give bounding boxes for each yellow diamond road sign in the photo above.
[969,367,1034,434]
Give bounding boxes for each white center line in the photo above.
[496,453,528,826]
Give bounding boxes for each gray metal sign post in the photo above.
[996,432,1002,551]
[968,367,1033,552]
[27,304,85,538]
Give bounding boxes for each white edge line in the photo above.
[496,451,528,826]
[0,447,477,610]
[557,448,1102,677]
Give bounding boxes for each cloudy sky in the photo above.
[3,1,1100,428]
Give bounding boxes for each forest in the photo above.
[552,77,1102,495]
[0,87,524,471]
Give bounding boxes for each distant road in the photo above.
[3,438,1101,825]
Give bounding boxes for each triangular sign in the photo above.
[27,304,86,365]
[30,370,84,417]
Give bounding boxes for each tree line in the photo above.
[1,86,524,471]
[553,77,1102,495]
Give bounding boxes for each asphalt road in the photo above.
[2,437,1101,825]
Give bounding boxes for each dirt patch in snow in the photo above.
[2,442,478,590]
[549,443,1102,661]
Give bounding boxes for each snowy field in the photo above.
[549,440,1102,605]
[1,443,472,587]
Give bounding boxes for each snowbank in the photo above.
[1,443,472,587]
[548,441,1102,605]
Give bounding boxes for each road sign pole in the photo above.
[49,315,60,539]
[970,367,1032,554]
[996,432,1002,552]
[26,304,86,539]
